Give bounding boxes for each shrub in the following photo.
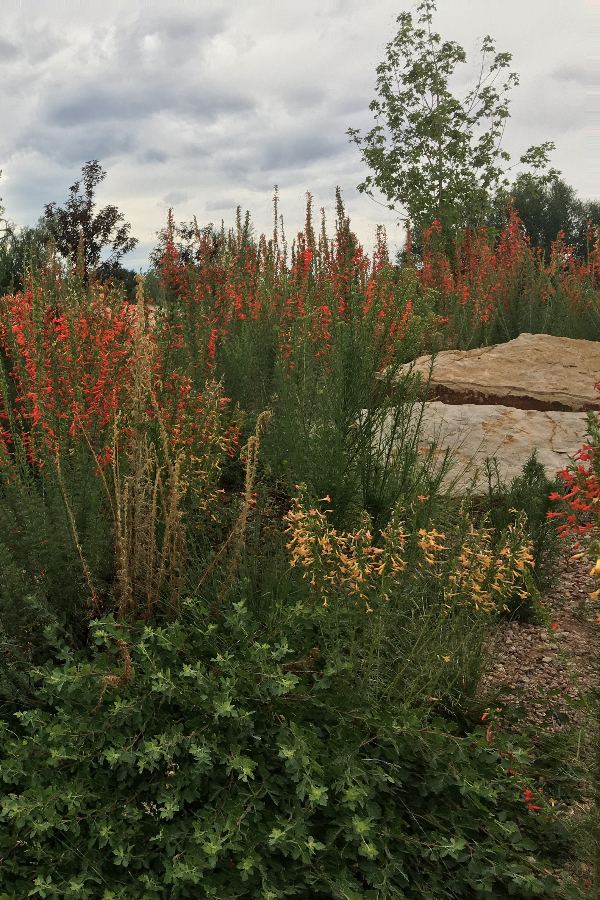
[479,451,562,621]
[285,485,536,713]
[0,609,568,899]
[150,193,448,532]
[0,264,241,711]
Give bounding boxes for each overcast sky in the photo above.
[0,0,593,269]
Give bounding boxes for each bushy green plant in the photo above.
[0,188,588,895]
[0,608,568,899]
[479,451,562,621]
[0,264,241,711]
[0,450,113,713]
[285,485,537,715]
[0,219,53,295]
[151,192,450,533]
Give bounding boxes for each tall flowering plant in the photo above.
[152,191,418,396]
[407,207,600,349]
[0,254,241,682]
[284,485,535,709]
[547,392,600,596]
[152,191,431,530]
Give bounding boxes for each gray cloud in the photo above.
[551,65,587,85]
[205,198,240,211]
[0,38,18,61]
[258,133,342,172]
[0,0,590,271]
[162,190,192,206]
[49,86,254,129]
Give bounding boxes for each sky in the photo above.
[0,0,593,270]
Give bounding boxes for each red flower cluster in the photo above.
[522,787,541,812]
[154,191,414,382]
[0,268,241,483]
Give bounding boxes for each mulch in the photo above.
[478,539,599,728]
[478,538,599,893]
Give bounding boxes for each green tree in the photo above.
[489,175,600,262]
[0,219,53,295]
[348,0,559,245]
[44,159,138,282]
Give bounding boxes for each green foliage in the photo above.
[263,288,446,533]
[348,0,559,245]
[0,450,114,713]
[489,176,600,263]
[0,608,568,899]
[0,188,590,892]
[405,205,600,350]
[284,485,539,717]
[110,266,139,302]
[44,160,138,281]
[0,220,52,295]
[479,452,562,621]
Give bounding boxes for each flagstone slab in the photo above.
[412,402,591,493]
[399,333,600,412]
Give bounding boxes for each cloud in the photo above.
[205,198,240,211]
[0,0,589,268]
[550,64,587,85]
[0,38,18,61]
[161,190,192,207]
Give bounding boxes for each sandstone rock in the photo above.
[398,333,600,412]
[411,401,591,493]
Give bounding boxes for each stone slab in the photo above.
[398,333,600,412]
[408,401,591,493]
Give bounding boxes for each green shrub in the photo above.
[0,451,114,714]
[480,451,562,621]
[0,607,568,899]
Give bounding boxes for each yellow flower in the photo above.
[442,656,451,662]
[590,558,600,577]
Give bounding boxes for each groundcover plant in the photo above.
[0,609,569,898]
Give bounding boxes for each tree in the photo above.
[0,219,53,295]
[44,160,138,281]
[488,175,600,262]
[348,0,559,244]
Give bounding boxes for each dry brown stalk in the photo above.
[111,274,186,623]
[281,647,320,673]
[194,409,272,613]
[93,638,133,711]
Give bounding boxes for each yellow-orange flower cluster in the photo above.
[285,489,535,616]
